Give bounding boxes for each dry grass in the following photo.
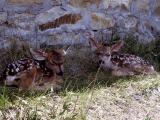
[0,74,160,120]
[0,39,160,120]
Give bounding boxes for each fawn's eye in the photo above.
[99,60,105,64]
[96,53,100,56]
[50,60,57,65]
[105,54,110,57]
[96,51,104,55]
[15,78,20,82]
[98,60,102,64]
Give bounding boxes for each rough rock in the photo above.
[155,7,160,16]
[7,0,43,4]
[103,0,132,11]
[144,19,160,35]
[124,15,138,30]
[0,0,160,48]
[90,12,115,30]
[36,7,82,31]
[136,0,149,12]
[52,0,62,6]
[44,32,87,45]
[8,13,36,31]
[68,0,101,8]
[154,0,160,16]
[0,12,7,24]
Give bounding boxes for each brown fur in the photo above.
[18,67,37,90]
[89,38,156,76]
[4,49,66,91]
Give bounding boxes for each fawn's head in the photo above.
[89,38,124,66]
[30,48,67,76]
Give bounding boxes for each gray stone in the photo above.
[68,0,101,8]
[0,12,7,24]
[35,6,82,31]
[102,0,132,11]
[136,0,150,12]
[90,12,115,30]
[8,13,36,31]
[154,0,160,16]
[124,15,138,30]
[0,0,6,10]
[7,0,43,5]
[0,0,160,49]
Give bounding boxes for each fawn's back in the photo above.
[89,38,156,76]
[2,48,66,91]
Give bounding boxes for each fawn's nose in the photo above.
[56,71,63,76]
[98,60,105,64]
[56,65,64,76]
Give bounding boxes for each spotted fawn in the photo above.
[89,38,156,76]
[2,48,68,91]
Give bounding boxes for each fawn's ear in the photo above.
[60,45,71,56]
[30,48,47,60]
[89,38,100,51]
[111,40,124,53]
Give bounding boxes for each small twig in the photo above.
[87,64,102,88]
[90,65,102,95]
[86,65,102,114]
[70,95,79,115]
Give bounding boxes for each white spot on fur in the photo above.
[63,50,67,55]
[11,69,14,73]
[16,68,19,72]
[5,76,17,85]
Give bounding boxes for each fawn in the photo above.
[89,38,156,76]
[2,48,68,91]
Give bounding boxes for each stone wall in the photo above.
[0,0,160,48]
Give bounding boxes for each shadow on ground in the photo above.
[0,39,159,108]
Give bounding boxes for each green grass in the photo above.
[123,36,160,71]
[0,73,159,119]
[0,67,160,119]
[0,37,160,119]
[107,33,160,71]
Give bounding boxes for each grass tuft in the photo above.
[0,37,159,119]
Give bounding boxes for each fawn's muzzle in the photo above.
[98,60,105,64]
[56,66,63,76]
[56,71,63,76]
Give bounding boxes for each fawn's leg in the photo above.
[112,68,135,76]
[18,68,37,91]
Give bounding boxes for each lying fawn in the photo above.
[2,48,67,91]
[89,38,156,76]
